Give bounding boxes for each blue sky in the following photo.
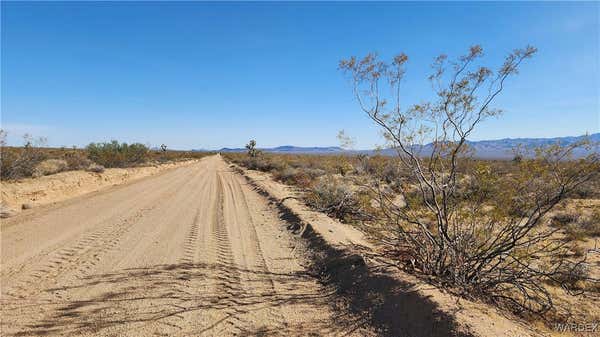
[1,2,598,150]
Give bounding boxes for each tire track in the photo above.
[1,164,191,280]
[1,166,198,302]
[210,172,248,335]
[1,156,365,337]
[222,171,287,333]
[178,172,211,266]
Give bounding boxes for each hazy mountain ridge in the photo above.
[209,133,599,158]
[215,145,343,154]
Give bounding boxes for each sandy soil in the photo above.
[1,155,374,336]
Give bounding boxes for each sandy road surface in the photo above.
[1,155,370,336]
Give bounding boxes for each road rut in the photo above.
[1,155,369,336]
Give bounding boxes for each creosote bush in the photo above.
[306,176,364,222]
[86,141,149,168]
[1,131,212,180]
[340,44,600,315]
[0,133,49,180]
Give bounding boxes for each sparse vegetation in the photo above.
[336,44,600,316]
[86,141,150,168]
[1,133,50,180]
[0,131,212,180]
[555,209,600,240]
[32,159,69,177]
[306,176,367,221]
[225,45,600,325]
[246,139,260,157]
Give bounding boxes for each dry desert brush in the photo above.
[86,140,149,168]
[340,45,599,314]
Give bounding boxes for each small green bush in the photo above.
[86,141,149,168]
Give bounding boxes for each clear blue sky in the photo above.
[1,2,598,150]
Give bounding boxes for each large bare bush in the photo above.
[0,132,49,179]
[340,45,599,314]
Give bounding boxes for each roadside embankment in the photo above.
[0,160,199,217]
[231,162,541,337]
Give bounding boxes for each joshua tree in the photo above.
[340,45,599,314]
[246,139,259,157]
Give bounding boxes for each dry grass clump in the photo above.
[305,176,360,221]
[550,261,592,292]
[552,209,600,240]
[571,176,600,199]
[273,167,312,188]
[32,159,69,177]
[86,163,105,173]
[579,211,600,237]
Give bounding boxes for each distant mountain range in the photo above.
[217,145,344,154]
[201,133,599,159]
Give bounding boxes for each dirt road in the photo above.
[1,155,369,336]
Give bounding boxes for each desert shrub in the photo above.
[62,149,93,170]
[86,163,105,173]
[0,132,207,180]
[304,167,326,178]
[242,156,275,171]
[379,161,409,191]
[148,149,212,162]
[32,159,68,177]
[564,211,600,240]
[86,141,149,168]
[0,134,48,179]
[359,155,386,176]
[353,154,369,175]
[552,212,579,226]
[334,159,354,176]
[275,167,298,180]
[267,157,287,171]
[552,261,590,290]
[580,211,600,236]
[354,155,408,191]
[306,176,363,221]
[274,167,314,188]
[571,176,600,199]
[341,45,600,315]
[564,223,587,241]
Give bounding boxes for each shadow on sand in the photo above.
[3,182,475,337]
